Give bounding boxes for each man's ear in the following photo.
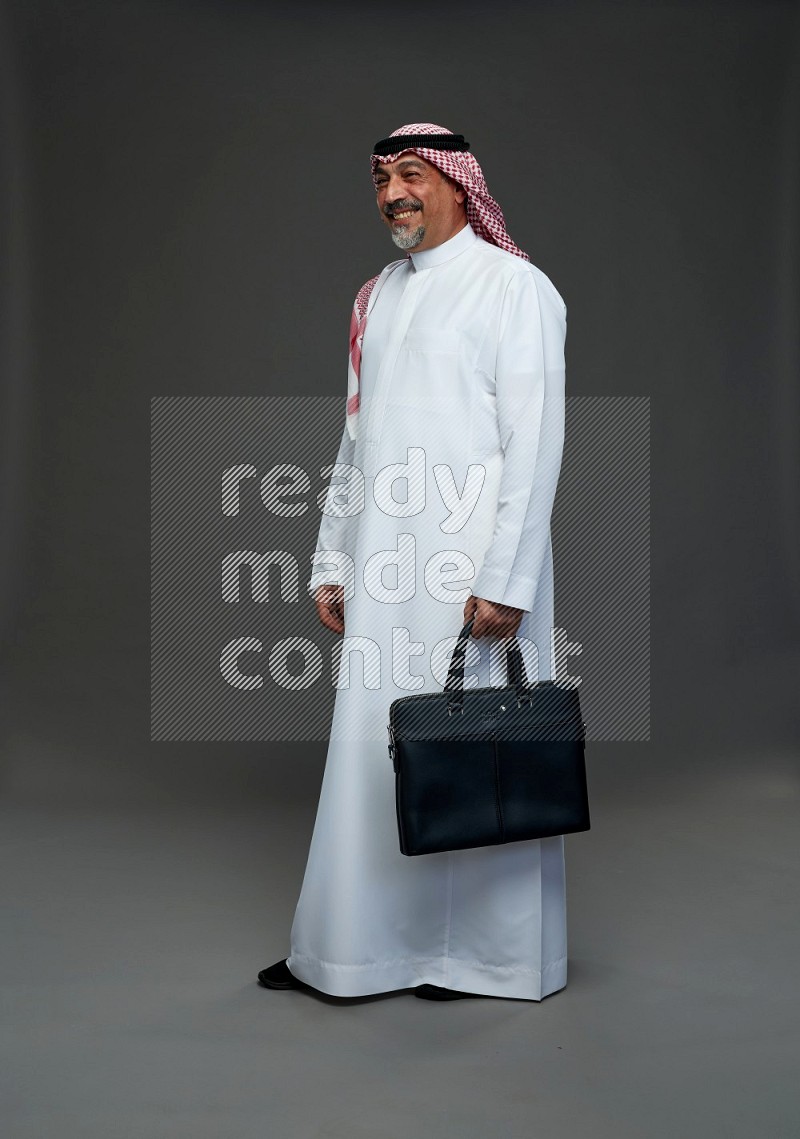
[440,170,466,207]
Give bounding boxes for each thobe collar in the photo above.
[407,221,478,271]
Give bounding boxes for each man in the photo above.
[259,123,568,1001]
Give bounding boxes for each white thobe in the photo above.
[287,221,569,999]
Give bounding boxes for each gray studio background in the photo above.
[1,3,798,1138]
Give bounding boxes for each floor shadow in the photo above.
[256,979,415,1005]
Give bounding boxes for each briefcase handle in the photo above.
[444,617,534,714]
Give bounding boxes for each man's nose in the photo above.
[382,178,409,206]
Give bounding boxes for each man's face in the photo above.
[374,154,467,251]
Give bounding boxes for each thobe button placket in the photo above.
[362,268,425,475]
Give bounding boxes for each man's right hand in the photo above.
[315,584,345,634]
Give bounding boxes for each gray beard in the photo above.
[390,223,426,250]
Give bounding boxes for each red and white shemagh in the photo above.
[345,122,528,441]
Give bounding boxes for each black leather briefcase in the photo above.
[387,617,590,856]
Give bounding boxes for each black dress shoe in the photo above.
[414,983,481,1001]
[257,959,302,989]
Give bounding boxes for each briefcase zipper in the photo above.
[388,685,555,710]
[388,683,571,717]
[387,723,398,770]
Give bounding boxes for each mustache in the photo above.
[383,199,422,217]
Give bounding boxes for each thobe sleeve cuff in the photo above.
[307,412,358,594]
[470,566,539,613]
[470,266,566,619]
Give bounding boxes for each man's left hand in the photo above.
[463,594,524,639]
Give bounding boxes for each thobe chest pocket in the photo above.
[390,328,464,410]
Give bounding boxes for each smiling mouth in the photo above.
[390,208,419,221]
